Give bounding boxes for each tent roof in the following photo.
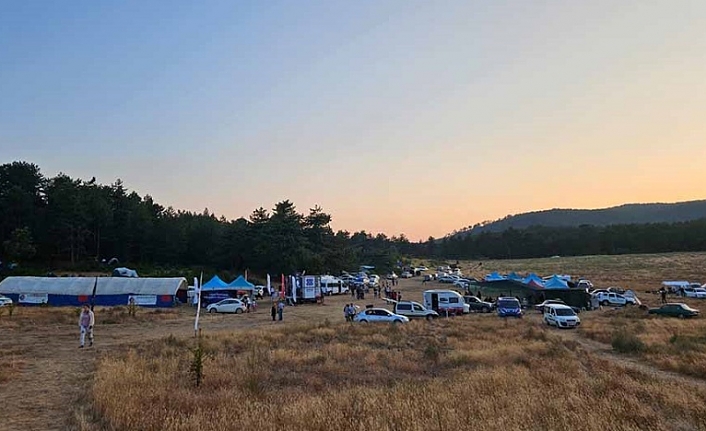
[227,275,255,290]
[201,275,228,290]
[544,275,569,289]
[484,272,505,281]
[522,273,545,286]
[0,277,186,296]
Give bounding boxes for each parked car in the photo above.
[438,275,459,283]
[496,297,522,318]
[683,287,706,299]
[353,308,410,323]
[400,271,413,278]
[0,295,13,307]
[463,296,494,313]
[543,304,581,328]
[206,298,246,314]
[648,303,699,318]
[534,300,580,314]
[392,301,438,320]
[592,292,635,307]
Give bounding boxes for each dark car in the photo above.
[463,296,494,313]
[534,300,581,314]
[496,297,522,318]
[648,303,699,319]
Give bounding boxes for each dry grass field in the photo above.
[3,252,706,430]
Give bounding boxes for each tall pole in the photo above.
[194,272,203,337]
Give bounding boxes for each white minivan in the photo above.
[543,304,581,329]
[423,290,470,316]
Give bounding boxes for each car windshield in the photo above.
[555,308,576,316]
[498,300,519,308]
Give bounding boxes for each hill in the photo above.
[455,200,706,237]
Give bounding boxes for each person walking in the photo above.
[271,303,277,321]
[78,304,95,348]
[277,301,284,321]
[660,288,667,304]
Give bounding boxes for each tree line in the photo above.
[2,161,706,276]
[0,161,416,276]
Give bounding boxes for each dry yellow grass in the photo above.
[86,317,706,431]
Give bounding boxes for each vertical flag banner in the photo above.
[245,269,248,281]
[266,274,271,296]
[280,274,285,299]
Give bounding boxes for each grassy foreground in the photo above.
[83,317,706,431]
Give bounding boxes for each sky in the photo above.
[1,0,705,241]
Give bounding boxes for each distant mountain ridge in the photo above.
[453,200,706,237]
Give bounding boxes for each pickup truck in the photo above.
[392,301,439,320]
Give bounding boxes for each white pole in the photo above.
[266,274,271,297]
[194,272,203,336]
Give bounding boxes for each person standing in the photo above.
[277,301,284,321]
[271,303,277,321]
[660,288,667,304]
[78,304,95,348]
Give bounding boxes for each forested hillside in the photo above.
[455,201,706,236]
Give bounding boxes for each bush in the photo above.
[611,329,645,354]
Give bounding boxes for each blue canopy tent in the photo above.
[522,273,545,288]
[201,275,228,290]
[484,272,506,282]
[544,275,569,289]
[507,272,522,281]
[199,275,231,305]
[227,275,255,292]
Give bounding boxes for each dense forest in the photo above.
[0,161,417,277]
[2,161,706,276]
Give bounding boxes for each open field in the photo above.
[3,252,706,430]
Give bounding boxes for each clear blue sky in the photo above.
[2,0,705,240]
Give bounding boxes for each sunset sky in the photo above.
[2,1,705,240]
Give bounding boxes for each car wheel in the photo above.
[359,319,368,323]
[678,314,685,319]
[209,308,217,314]
[426,315,434,321]
[392,320,402,324]
[235,308,243,314]
[481,306,489,313]
[601,300,609,306]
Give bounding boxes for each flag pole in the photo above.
[90,276,98,311]
[194,272,203,337]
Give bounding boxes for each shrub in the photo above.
[611,329,645,354]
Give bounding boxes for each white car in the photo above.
[400,272,413,278]
[592,292,635,307]
[683,288,706,299]
[353,308,410,324]
[0,295,13,307]
[206,298,246,314]
[543,304,581,329]
[438,275,458,283]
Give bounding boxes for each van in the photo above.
[496,297,522,318]
[543,304,580,328]
[423,290,470,316]
[393,301,438,320]
[320,276,348,295]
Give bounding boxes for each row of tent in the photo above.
[200,275,255,291]
[484,272,571,289]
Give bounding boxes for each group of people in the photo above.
[343,303,359,321]
[270,300,285,321]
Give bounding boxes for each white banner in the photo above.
[127,295,157,306]
[19,293,48,304]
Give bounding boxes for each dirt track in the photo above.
[3,279,706,430]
